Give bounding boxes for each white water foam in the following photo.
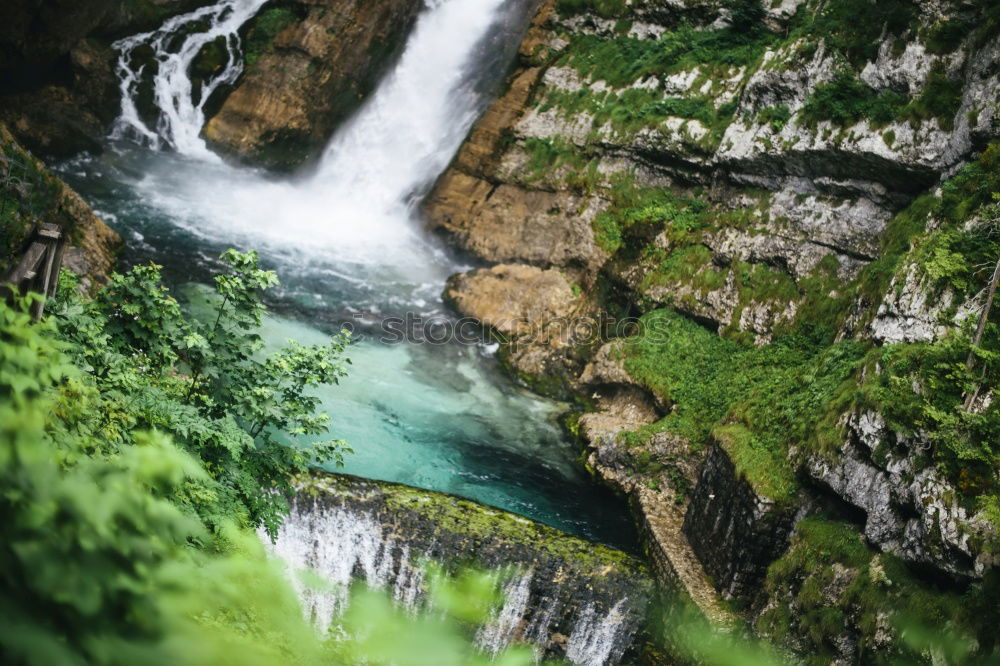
[476,570,535,657]
[565,599,633,666]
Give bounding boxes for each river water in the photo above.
[57,0,637,549]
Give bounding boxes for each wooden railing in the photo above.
[2,223,66,321]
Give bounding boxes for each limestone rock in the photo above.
[443,263,594,386]
[807,410,997,579]
[203,0,423,170]
[579,340,632,387]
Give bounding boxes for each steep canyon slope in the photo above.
[427,0,1000,661]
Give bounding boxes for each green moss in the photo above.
[244,7,300,68]
[520,136,591,184]
[1,140,64,275]
[591,176,710,254]
[714,424,798,504]
[300,472,644,573]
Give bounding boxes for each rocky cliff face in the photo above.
[428,0,1000,339]
[683,442,797,599]
[430,0,1000,660]
[202,0,424,170]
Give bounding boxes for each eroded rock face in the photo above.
[807,410,998,579]
[202,0,423,170]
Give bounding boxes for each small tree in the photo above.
[963,198,1000,410]
[52,250,351,536]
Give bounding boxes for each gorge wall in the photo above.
[428,0,1000,661]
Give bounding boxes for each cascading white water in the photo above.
[565,600,634,666]
[111,0,269,158]
[476,570,535,657]
[264,502,426,633]
[110,0,511,272]
[269,500,639,665]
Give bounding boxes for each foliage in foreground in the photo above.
[1,250,995,664]
[0,267,542,665]
[50,250,351,536]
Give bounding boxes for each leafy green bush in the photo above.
[924,17,971,55]
[590,178,709,254]
[800,70,907,127]
[556,0,627,19]
[51,250,351,536]
[757,105,791,132]
[789,0,917,67]
[907,65,964,131]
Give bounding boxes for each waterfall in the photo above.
[108,0,522,270]
[111,0,269,158]
[263,504,425,633]
[565,600,634,666]
[476,570,535,657]
[265,497,643,665]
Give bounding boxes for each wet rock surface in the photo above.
[203,0,423,170]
